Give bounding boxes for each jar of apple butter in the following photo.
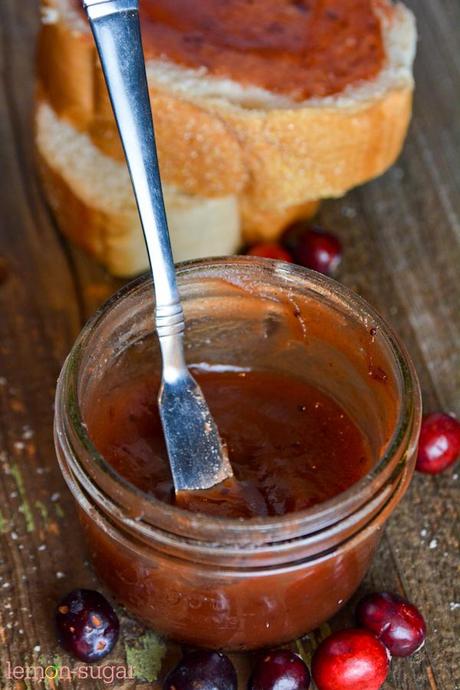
[54,257,421,650]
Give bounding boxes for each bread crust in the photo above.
[241,199,320,244]
[38,0,414,217]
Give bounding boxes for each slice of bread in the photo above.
[36,0,416,275]
[36,100,241,276]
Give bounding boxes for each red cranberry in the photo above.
[312,629,389,690]
[283,224,342,275]
[164,650,237,690]
[248,649,310,690]
[416,412,460,474]
[356,592,426,657]
[56,589,119,662]
[247,243,293,262]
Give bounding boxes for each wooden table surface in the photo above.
[0,1,459,688]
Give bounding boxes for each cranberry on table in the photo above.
[294,227,342,275]
[312,629,389,690]
[56,589,119,662]
[356,591,426,657]
[248,649,310,690]
[247,243,293,262]
[282,223,342,276]
[416,412,460,474]
[164,650,237,690]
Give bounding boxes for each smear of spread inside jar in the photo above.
[86,367,372,518]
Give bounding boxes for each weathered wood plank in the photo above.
[0,2,124,688]
[314,3,460,688]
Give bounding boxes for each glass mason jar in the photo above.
[54,257,421,651]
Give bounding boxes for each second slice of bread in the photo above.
[36,100,242,276]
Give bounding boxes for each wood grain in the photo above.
[0,0,459,688]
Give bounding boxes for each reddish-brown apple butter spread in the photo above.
[76,1,385,100]
[87,368,371,517]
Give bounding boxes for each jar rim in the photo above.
[57,257,421,542]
